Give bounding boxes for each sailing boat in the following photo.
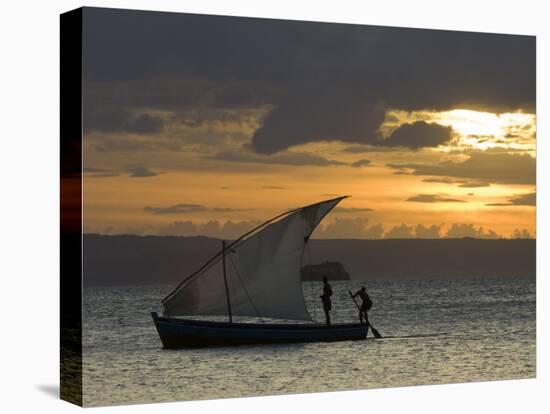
[151,196,370,348]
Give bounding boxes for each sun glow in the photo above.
[383,108,536,152]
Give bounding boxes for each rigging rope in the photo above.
[306,241,318,323]
[227,253,265,323]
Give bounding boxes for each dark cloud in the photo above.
[407,194,465,203]
[207,150,345,166]
[467,134,495,143]
[380,121,453,149]
[250,100,385,153]
[422,176,493,189]
[83,8,535,153]
[485,192,536,207]
[83,167,120,178]
[144,204,248,215]
[131,114,164,134]
[83,165,162,178]
[93,136,182,153]
[351,159,372,168]
[125,166,160,178]
[84,109,164,134]
[388,152,536,185]
[457,181,491,188]
[342,145,399,153]
[422,177,459,184]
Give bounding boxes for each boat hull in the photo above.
[151,312,369,348]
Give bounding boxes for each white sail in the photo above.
[162,197,346,321]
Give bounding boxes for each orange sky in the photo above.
[81,10,535,239]
[83,108,536,239]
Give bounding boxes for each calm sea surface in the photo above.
[82,277,536,406]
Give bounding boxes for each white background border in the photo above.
[1,0,547,413]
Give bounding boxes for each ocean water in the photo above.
[82,277,536,407]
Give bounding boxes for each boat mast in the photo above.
[222,240,233,323]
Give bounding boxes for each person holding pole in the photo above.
[348,287,382,338]
[352,286,372,325]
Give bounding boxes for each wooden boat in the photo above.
[152,313,368,348]
[152,196,371,348]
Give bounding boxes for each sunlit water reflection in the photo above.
[82,277,535,406]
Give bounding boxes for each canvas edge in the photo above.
[60,7,83,407]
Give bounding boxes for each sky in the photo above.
[81,7,536,239]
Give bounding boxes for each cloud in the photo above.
[84,109,164,134]
[485,192,536,207]
[446,224,499,239]
[92,136,184,153]
[83,167,120,178]
[422,177,459,184]
[250,101,385,153]
[406,194,465,203]
[144,204,248,215]
[421,177,490,188]
[125,166,160,177]
[207,149,345,166]
[157,219,261,239]
[364,223,385,239]
[385,224,414,238]
[388,151,536,185]
[83,165,161,178]
[158,220,197,236]
[351,159,372,168]
[316,217,382,239]
[129,114,164,134]
[150,218,503,240]
[83,9,534,154]
[512,228,533,239]
[415,224,442,239]
[262,186,286,190]
[334,207,374,213]
[342,145,399,153]
[380,121,454,149]
[457,181,491,188]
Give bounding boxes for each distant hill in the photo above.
[82,234,535,286]
[301,261,350,281]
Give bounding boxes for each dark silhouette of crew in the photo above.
[320,276,333,325]
[352,286,372,325]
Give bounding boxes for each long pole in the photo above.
[222,240,233,323]
[348,291,382,339]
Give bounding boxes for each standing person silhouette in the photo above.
[352,286,372,325]
[320,277,333,325]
